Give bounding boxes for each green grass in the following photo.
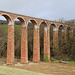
[66,61,75,64]
[0,24,21,32]
[51,58,75,64]
[0,24,8,32]
[0,66,46,75]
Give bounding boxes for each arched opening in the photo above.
[58,25,65,59]
[58,25,64,39]
[14,17,25,63]
[39,22,47,61]
[0,14,12,64]
[27,20,37,62]
[50,24,57,59]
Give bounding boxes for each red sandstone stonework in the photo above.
[53,29,59,50]
[44,28,50,61]
[7,25,14,65]
[33,25,40,62]
[21,26,28,64]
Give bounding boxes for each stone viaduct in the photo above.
[0,11,75,65]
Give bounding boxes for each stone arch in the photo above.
[0,14,12,60]
[30,20,37,25]
[0,13,14,65]
[39,21,48,28]
[27,19,38,62]
[39,21,48,61]
[14,16,26,26]
[27,19,38,28]
[58,25,65,39]
[50,23,57,31]
[14,16,26,63]
[0,14,12,25]
[58,25,64,31]
[58,25,65,56]
[49,23,58,57]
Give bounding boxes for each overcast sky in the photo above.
[0,0,75,21]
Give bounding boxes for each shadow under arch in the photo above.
[58,25,65,40]
[39,21,47,61]
[27,19,37,61]
[58,25,64,31]
[58,25,65,58]
[49,23,57,58]
[14,17,26,63]
[14,17,25,25]
[1,14,12,25]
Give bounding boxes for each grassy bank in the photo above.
[0,66,46,75]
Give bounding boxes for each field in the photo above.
[0,66,45,75]
[0,24,21,31]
